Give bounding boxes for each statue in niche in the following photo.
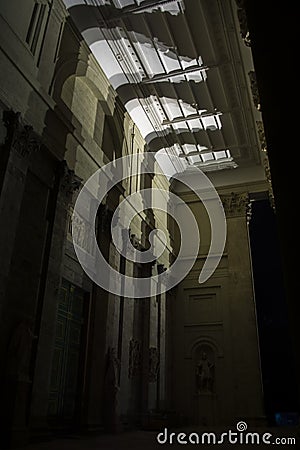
[196,351,214,393]
[103,347,121,433]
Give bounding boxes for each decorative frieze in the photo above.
[248,71,261,111]
[256,120,267,152]
[235,0,251,47]
[263,156,275,210]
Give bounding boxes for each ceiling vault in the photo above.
[64,0,265,179]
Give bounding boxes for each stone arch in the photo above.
[50,56,116,115]
[190,337,223,359]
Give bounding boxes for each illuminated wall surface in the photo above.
[63,0,261,177]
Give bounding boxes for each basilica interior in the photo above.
[0,0,299,449]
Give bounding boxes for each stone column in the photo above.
[84,204,114,431]
[30,161,81,429]
[0,111,42,448]
[222,192,264,424]
[0,111,41,327]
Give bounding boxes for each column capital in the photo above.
[235,0,251,47]
[58,161,82,199]
[221,192,251,220]
[3,110,41,159]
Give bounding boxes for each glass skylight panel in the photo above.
[182,144,197,155]
[187,118,203,131]
[173,143,182,155]
[131,39,165,78]
[214,150,227,160]
[181,56,199,70]
[202,114,222,131]
[188,154,202,164]
[113,0,135,8]
[64,0,84,7]
[159,49,181,73]
[197,145,208,152]
[171,121,189,132]
[186,70,207,83]
[161,98,182,121]
[169,74,186,83]
[201,152,214,162]
[88,0,110,5]
[111,29,146,82]
[65,0,238,175]
[134,0,185,15]
[179,99,197,117]
[140,96,168,130]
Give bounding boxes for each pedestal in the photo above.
[194,392,217,426]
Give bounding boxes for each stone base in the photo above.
[194,393,217,426]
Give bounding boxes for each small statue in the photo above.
[196,351,214,393]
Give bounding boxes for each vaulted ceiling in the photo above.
[64,0,265,184]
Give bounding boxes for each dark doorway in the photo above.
[48,279,88,427]
[249,199,298,424]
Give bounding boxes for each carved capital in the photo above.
[235,0,251,46]
[248,71,261,111]
[3,110,41,159]
[221,192,250,218]
[59,161,82,198]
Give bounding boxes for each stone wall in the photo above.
[0,0,172,444]
[171,188,265,426]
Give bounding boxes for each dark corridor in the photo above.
[249,199,299,425]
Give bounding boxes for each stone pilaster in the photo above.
[0,111,41,325]
[30,161,81,429]
[221,192,265,424]
[84,204,115,430]
[0,111,42,447]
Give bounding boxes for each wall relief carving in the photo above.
[128,339,141,379]
[149,347,159,382]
